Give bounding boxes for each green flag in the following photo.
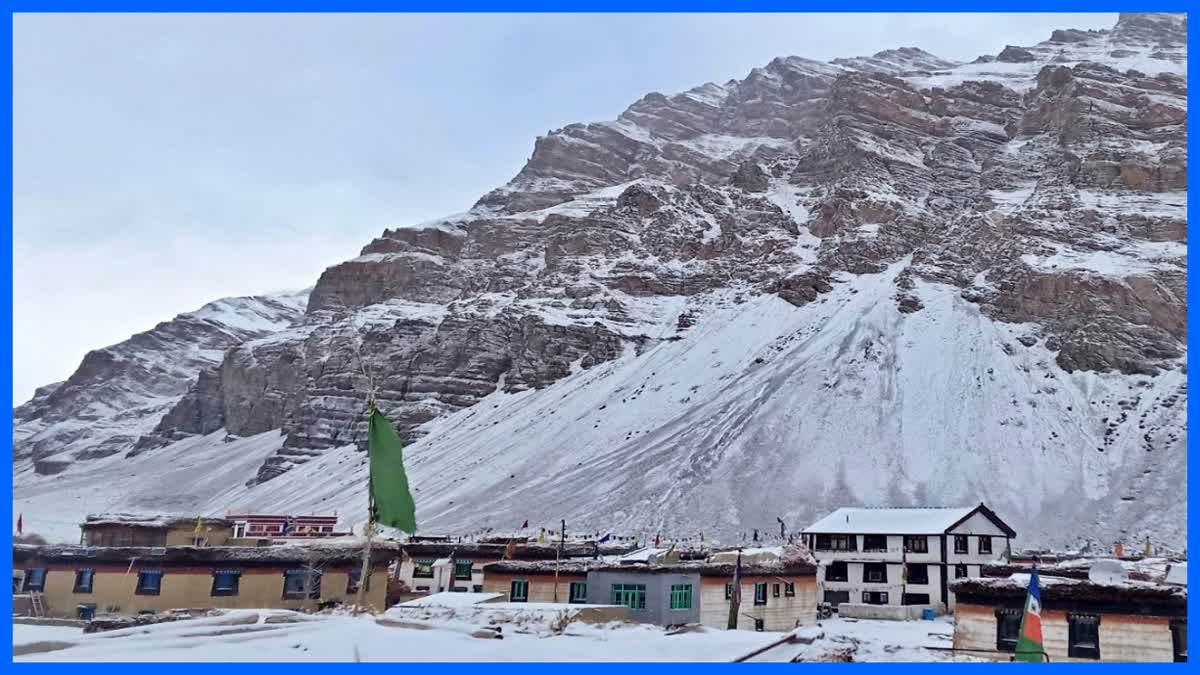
[367,408,417,533]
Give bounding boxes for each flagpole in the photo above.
[355,394,377,611]
[553,518,564,603]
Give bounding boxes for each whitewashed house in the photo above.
[802,503,1015,614]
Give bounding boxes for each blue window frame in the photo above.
[136,570,163,595]
[211,570,241,596]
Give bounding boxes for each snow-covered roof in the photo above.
[82,513,234,529]
[1166,563,1187,587]
[14,542,399,565]
[396,592,504,608]
[803,506,977,535]
[952,573,1186,606]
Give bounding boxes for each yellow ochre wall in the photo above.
[29,564,388,617]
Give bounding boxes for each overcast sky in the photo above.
[12,12,1117,403]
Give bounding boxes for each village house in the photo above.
[950,561,1186,662]
[394,540,633,600]
[802,503,1015,614]
[481,546,817,631]
[79,514,236,547]
[13,542,396,619]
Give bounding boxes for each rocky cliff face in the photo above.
[13,292,308,473]
[13,14,1187,548]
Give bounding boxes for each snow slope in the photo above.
[16,264,1185,548]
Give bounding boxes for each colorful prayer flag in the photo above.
[1013,567,1044,662]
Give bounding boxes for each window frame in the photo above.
[669,584,692,611]
[136,570,163,596]
[905,563,929,585]
[954,535,969,554]
[902,593,931,606]
[862,591,889,605]
[510,579,529,602]
[211,570,241,597]
[453,561,473,580]
[823,590,850,606]
[569,581,588,604]
[1068,613,1101,660]
[995,607,1021,653]
[73,568,95,594]
[23,567,47,592]
[346,568,369,594]
[724,582,734,599]
[412,559,435,579]
[282,569,321,599]
[753,582,767,606]
[955,564,968,579]
[863,562,888,584]
[979,537,993,554]
[862,534,888,552]
[825,560,849,582]
[784,582,796,597]
[610,583,647,609]
[903,536,928,553]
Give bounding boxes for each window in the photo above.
[754,582,767,606]
[823,590,850,607]
[610,584,646,609]
[669,584,692,610]
[454,561,473,580]
[825,561,848,582]
[510,579,529,602]
[415,585,430,592]
[346,568,369,594]
[1068,614,1101,659]
[954,535,969,554]
[905,564,929,585]
[863,563,888,584]
[902,593,931,606]
[136,570,163,595]
[904,536,928,553]
[73,568,94,594]
[863,534,888,552]
[773,583,781,598]
[211,570,241,596]
[282,569,320,599]
[472,584,484,593]
[232,522,247,538]
[569,581,588,604]
[22,568,46,592]
[995,608,1021,653]
[862,591,889,605]
[76,603,97,621]
[814,534,855,551]
[955,564,968,579]
[754,618,765,632]
[979,537,993,554]
[784,582,796,597]
[724,583,734,599]
[412,560,435,578]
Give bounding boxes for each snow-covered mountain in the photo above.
[13,14,1187,549]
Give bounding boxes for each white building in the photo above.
[802,503,1015,614]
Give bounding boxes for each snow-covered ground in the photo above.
[12,611,966,662]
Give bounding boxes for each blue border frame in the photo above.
[3,5,1194,666]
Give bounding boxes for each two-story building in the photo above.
[803,503,1015,614]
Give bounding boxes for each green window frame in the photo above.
[412,559,435,579]
[510,579,529,602]
[610,583,646,609]
[669,584,692,610]
[454,561,473,580]
[724,582,734,599]
[569,581,588,604]
[754,582,767,606]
